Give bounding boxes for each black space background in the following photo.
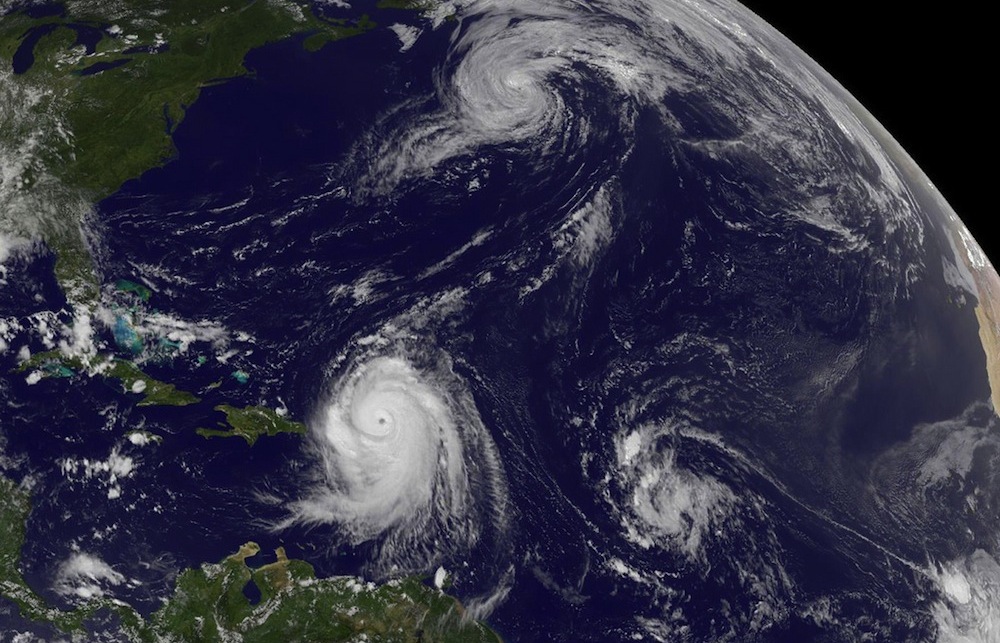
[3,3,990,263]
[737,3,993,266]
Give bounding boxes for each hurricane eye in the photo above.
[364,408,395,437]
[289,354,507,576]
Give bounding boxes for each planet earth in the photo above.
[1,0,999,641]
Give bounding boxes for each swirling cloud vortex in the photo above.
[292,355,506,569]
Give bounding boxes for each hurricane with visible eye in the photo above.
[286,351,509,577]
[4,0,999,639]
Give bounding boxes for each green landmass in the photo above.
[151,541,501,642]
[13,352,315,439]
[116,279,153,302]
[197,404,306,445]
[0,475,501,642]
[15,349,199,407]
[0,0,368,196]
[0,476,147,633]
[0,0,364,183]
[0,0,373,305]
[0,476,72,627]
[106,358,200,406]
[0,1,379,448]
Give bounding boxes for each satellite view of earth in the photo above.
[1,0,999,641]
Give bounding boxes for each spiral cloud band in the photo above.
[319,356,466,533]
[290,353,507,573]
[356,0,683,194]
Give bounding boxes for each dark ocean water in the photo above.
[4,2,999,640]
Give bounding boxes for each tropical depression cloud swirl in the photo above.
[289,352,507,574]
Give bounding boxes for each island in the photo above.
[15,350,200,407]
[197,404,307,446]
[2,0,374,436]
[1,3,503,635]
